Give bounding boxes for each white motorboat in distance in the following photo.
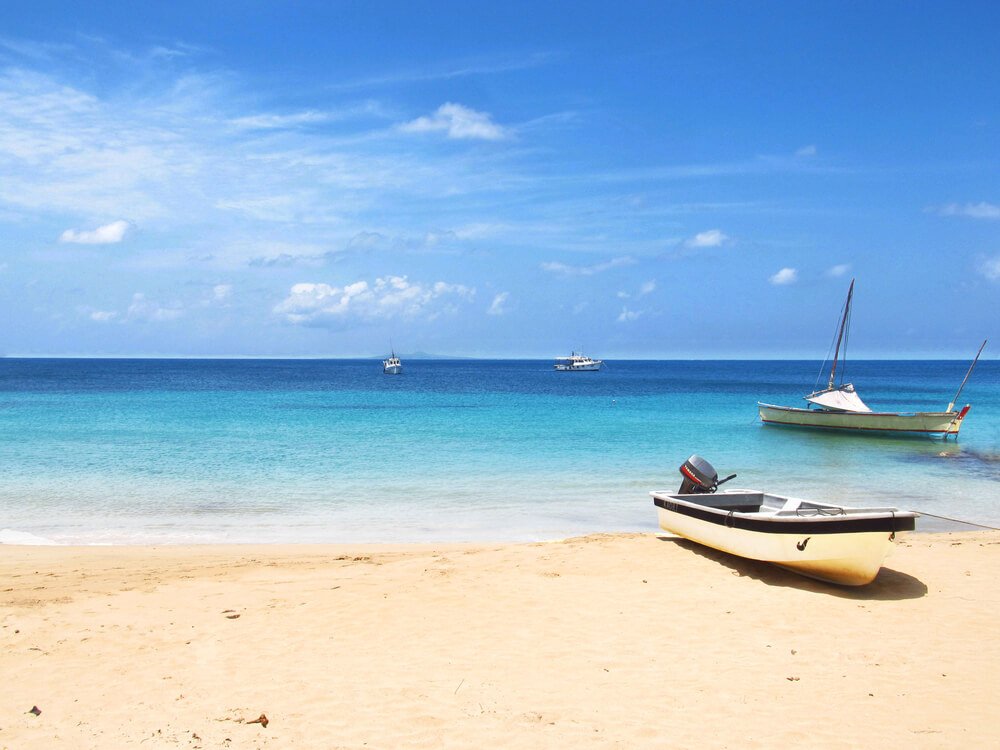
[651,455,916,586]
[382,350,402,375]
[757,279,986,437]
[554,352,603,371]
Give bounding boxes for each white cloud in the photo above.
[59,219,130,244]
[230,111,331,130]
[0,64,526,233]
[89,310,117,322]
[937,202,1000,220]
[826,263,851,277]
[399,102,507,140]
[540,256,636,276]
[127,292,183,322]
[487,291,509,316]
[769,267,798,285]
[230,101,388,130]
[618,280,655,300]
[795,145,817,157]
[274,275,474,325]
[243,241,333,268]
[617,306,642,322]
[213,195,304,223]
[685,229,729,248]
[980,256,1000,281]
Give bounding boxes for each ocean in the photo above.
[1,358,997,544]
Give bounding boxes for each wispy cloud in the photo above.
[617,306,642,322]
[540,256,636,276]
[684,229,729,248]
[273,275,474,326]
[211,284,232,302]
[0,57,534,235]
[980,256,1000,281]
[826,263,851,277]
[325,52,556,93]
[0,36,76,62]
[617,280,656,300]
[487,291,509,316]
[59,219,130,244]
[126,292,183,322]
[399,103,508,141]
[795,144,817,157]
[769,267,798,285]
[229,101,390,131]
[935,202,1000,220]
[575,153,857,187]
[230,110,332,130]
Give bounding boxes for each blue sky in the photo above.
[1,1,997,358]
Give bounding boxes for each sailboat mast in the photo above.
[828,279,855,389]
[947,339,987,412]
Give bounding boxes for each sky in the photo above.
[0,1,997,358]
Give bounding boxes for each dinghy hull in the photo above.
[652,493,916,586]
[758,402,968,436]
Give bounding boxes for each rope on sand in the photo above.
[915,511,1000,531]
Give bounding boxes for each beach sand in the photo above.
[2,531,998,749]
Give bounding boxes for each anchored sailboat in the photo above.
[757,280,986,437]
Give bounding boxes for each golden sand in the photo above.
[2,531,998,748]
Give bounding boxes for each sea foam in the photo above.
[0,528,59,545]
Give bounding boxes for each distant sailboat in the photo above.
[757,279,985,437]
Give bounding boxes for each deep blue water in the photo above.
[0,358,997,544]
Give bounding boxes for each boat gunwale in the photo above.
[651,493,916,534]
[756,401,959,418]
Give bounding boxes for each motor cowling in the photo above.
[678,455,719,494]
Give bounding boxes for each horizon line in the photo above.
[0,354,992,362]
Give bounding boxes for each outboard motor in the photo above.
[678,455,737,494]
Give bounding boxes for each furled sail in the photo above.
[805,384,872,413]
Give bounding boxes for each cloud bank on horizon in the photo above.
[0,3,997,358]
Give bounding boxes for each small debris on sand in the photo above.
[247,713,269,728]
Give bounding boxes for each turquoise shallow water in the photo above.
[0,359,997,544]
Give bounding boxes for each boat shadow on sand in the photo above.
[659,536,927,601]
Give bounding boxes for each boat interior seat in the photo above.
[662,491,785,514]
[688,492,764,513]
[776,497,803,514]
[753,494,793,514]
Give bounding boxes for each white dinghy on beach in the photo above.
[651,455,917,586]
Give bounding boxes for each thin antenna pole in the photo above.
[828,279,855,389]
[948,339,987,412]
